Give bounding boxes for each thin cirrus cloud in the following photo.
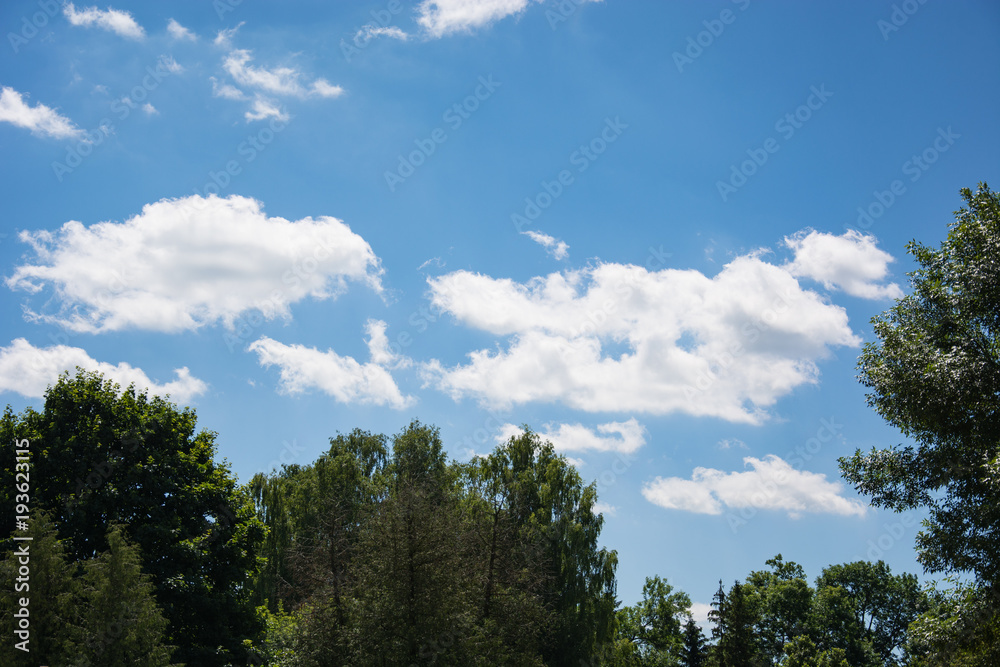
[521,230,569,260]
[784,229,903,300]
[6,194,384,334]
[421,241,864,424]
[0,87,84,140]
[416,0,599,37]
[250,320,414,409]
[63,3,145,40]
[0,338,207,404]
[166,18,197,42]
[497,418,646,454]
[642,455,868,519]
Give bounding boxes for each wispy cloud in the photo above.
[166,18,196,41]
[0,87,85,140]
[521,230,569,260]
[223,49,343,99]
[63,3,145,40]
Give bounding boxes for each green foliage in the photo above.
[0,369,265,666]
[710,580,765,667]
[840,183,1000,587]
[680,618,708,667]
[0,510,81,666]
[905,581,1000,667]
[74,525,175,666]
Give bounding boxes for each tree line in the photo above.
[1,183,998,665]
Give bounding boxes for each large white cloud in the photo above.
[421,253,861,423]
[642,455,868,518]
[498,418,646,454]
[63,3,145,40]
[784,229,903,300]
[0,87,84,140]
[6,194,383,333]
[0,338,206,404]
[250,322,414,409]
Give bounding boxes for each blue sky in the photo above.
[1,0,998,622]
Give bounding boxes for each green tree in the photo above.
[746,555,813,663]
[807,585,878,667]
[0,370,265,667]
[0,510,81,666]
[680,618,708,667]
[74,525,175,666]
[839,183,1000,587]
[710,580,763,667]
[815,560,927,665]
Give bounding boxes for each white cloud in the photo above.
[500,418,646,454]
[784,229,903,300]
[522,230,569,260]
[592,501,617,517]
[166,18,196,41]
[249,330,414,409]
[141,103,157,115]
[223,49,343,99]
[310,79,345,98]
[210,76,247,101]
[214,22,244,48]
[244,96,288,123]
[416,0,600,37]
[416,0,536,37]
[0,87,84,140]
[63,3,145,40]
[0,338,206,404]
[642,455,868,518]
[718,438,748,450]
[421,251,860,424]
[159,56,184,74]
[7,194,383,333]
[689,602,714,630]
[365,319,412,370]
[354,24,409,42]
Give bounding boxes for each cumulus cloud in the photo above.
[499,418,646,454]
[592,501,617,517]
[522,230,569,260]
[249,326,414,409]
[166,18,196,41]
[421,251,860,423]
[7,194,383,333]
[223,49,343,99]
[0,87,84,140]
[642,455,868,518]
[784,229,903,300]
[63,3,145,40]
[0,338,206,404]
[141,102,157,115]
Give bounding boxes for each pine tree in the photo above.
[74,525,175,666]
[681,617,708,667]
